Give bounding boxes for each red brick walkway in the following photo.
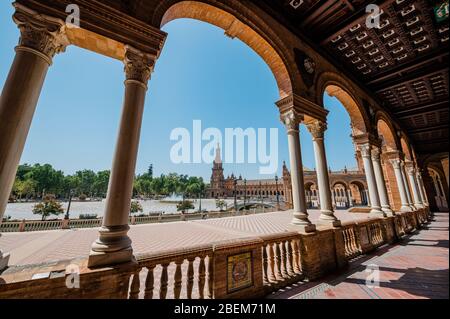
[269,212,449,299]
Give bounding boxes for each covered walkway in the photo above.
[269,212,449,299]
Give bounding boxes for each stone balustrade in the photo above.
[0,208,431,299]
[0,208,276,233]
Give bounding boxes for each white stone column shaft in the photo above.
[417,172,429,205]
[282,111,315,233]
[406,165,424,208]
[0,4,68,271]
[307,121,340,227]
[359,144,383,214]
[89,46,156,267]
[390,159,412,212]
[400,162,416,211]
[371,147,392,216]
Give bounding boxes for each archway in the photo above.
[377,117,403,212]
[428,167,448,211]
[159,1,294,99]
[332,181,350,209]
[350,181,368,206]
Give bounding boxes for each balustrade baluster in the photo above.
[279,242,288,279]
[160,263,169,299]
[186,258,195,299]
[285,240,295,276]
[173,261,183,299]
[207,255,213,299]
[262,246,269,284]
[291,239,301,274]
[129,269,141,299]
[144,266,155,299]
[267,243,276,282]
[198,257,206,299]
[274,243,283,280]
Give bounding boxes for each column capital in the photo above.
[306,120,327,140]
[124,45,156,86]
[13,3,69,65]
[280,110,303,134]
[390,158,401,169]
[276,94,328,123]
[371,146,382,162]
[357,143,372,158]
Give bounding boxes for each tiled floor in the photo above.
[0,209,369,266]
[269,212,449,299]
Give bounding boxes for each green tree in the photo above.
[32,196,64,220]
[130,200,143,215]
[216,199,227,211]
[177,200,195,213]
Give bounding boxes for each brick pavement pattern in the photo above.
[269,212,449,299]
[0,209,367,266]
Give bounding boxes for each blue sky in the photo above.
[0,2,356,180]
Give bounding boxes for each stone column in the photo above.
[416,171,428,206]
[348,189,353,207]
[390,159,412,212]
[406,163,424,209]
[307,120,340,227]
[88,46,156,267]
[0,4,68,270]
[371,147,393,216]
[358,144,384,215]
[281,111,315,233]
[400,162,416,211]
[0,4,68,222]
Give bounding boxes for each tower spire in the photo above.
[215,143,222,163]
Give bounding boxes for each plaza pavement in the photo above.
[0,209,368,267]
[269,212,449,299]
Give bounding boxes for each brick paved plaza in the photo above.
[269,212,449,299]
[1,209,368,267]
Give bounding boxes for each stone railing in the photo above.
[260,232,303,292]
[0,208,431,299]
[130,245,214,299]
[0,208,276,233]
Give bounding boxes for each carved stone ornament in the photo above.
[371,147,381,161]
[13,4,69,63]
[304,57,316,74]
[358,143,371,158]
[390,159,401,169]
[281,110,302,133]
[307,120,327,139]
[124,45,156,84]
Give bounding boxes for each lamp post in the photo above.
[243,179,247,207]
[275,175,280,210]
[259,181,263,204]
[233,178,238,212]
[65,189,74,220]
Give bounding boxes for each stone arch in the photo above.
[428,166,449,211]
[316,72,371,136]
[332,181,349,188]
[350,180,368,206]
[155,0,296,99]
[400,135,413,162]
[376,115,399,152]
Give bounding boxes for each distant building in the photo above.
[206,145,369,208]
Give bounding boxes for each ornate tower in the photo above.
[209,144,225,197]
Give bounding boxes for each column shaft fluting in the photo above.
[371,148,392,216]
[307,121,340,227]
[359,144,383,214]
[89,46,155,267]
[282,111,315,233]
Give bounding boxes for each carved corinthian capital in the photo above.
[13,3,69,64]
[124,45,156,85]
[281,110,303,134]
[306,120,327,140]
[371,147,381,162]
[390,159,401,169]
[358,143,371,158]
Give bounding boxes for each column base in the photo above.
[316,218,341,228]
[88,225,133,268]
[369,210,387,218]
[381,206,394,216]
[287,223,316,233]
[0,251,10,272]
[409,205,418,211]
[88,247,133,268]
[318,211,341,227]
[400,205,413,212]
